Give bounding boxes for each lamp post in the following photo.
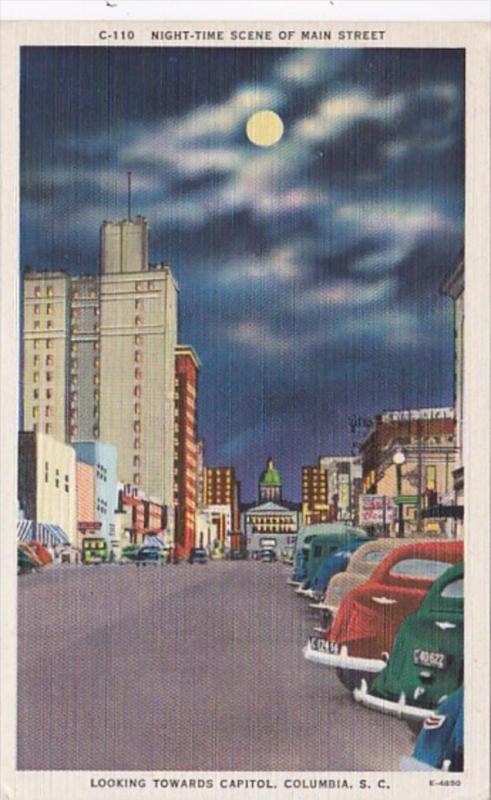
[393,449,406,538]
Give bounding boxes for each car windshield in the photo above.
[389,558,452,580]
[441,578,464,598]
[193,549,206,556]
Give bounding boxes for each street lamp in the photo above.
[393,449,406,538]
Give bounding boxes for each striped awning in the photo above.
[17,521,70,546]
[142,534,167,549]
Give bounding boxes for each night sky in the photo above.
[21,47,464,501]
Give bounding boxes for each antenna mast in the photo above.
[127,171,132,220]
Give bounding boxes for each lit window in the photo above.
[34,304,40,315]
[46,355,54,367]
[135,316,143,327]
[89,289,97,299]
[135,351,143,363]
[94,307,100,317]
[47,304,54,316]
[45,406,52,417]
[71,376,78,387]
[46,389,52,399]
[47,320,53,329]
[94,341,100,352]
[47,286,54,298]
[72,309,80,320]
[72,290,80,300]
[93,426,99,437]
[71,343,78,354]
[134,403,141,415]
[94,358,99,369]
[33,355,40,367]
[94,324,100,333]
[135,300,143,311]
[134,438,141,449]
[34,321,40,330]
[134,421,141,433]
[46,339,53,349]
[34,287,41,298]
[72,325,79,334]
[136,282,144,291]
[134,474,140,484]
[33,371,39,383]
[135,335,143,345]
[133,456,140,467]
[134,386,142,398]
[33,389,39,400]
[93,390,99,401]
[71,391,78,402]
[148,281,155,290]
[32,406,38,419]
[71,358,78,370]
[46,372,53,382]
[45,423,53,434]
[135,368,142,380]
[71,425,78,437]
[94,375,100,385]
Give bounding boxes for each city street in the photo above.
[18,561,413,771]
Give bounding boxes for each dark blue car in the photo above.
[401,688,463,771]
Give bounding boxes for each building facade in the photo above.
[22,215,179,536]
[359,408,458,537]
[319,456,362,524]
[244,459,299,558]
[301,465,334,525]
[173,345,200,557]
[72,442,118,545]
[441,254,464,518]
[18,431,77,545]
[75,460,97,549]
[203,466,240,552]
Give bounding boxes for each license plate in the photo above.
[413,648,447,670]
[309,637,339,655]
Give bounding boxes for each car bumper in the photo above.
[354,679,434,720]
[287,579,303,586]
[400,756,440,772]
[295,586,314,597]
[302,641,386,673]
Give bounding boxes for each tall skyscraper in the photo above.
[174,345,200,557]
[22,215,179,534]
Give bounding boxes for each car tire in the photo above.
[335,668,369,693]
[407,718,423,736]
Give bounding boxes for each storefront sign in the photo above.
[359,495,395,524]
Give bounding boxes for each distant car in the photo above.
[229,549,247,560]
[355,562,464,725]
[17,546,40,575]
[135,546,164,565]
[401,688,463,772]
[188,547,208,564]
[303,539,463,691]
[121,544,141,563]
[261,549,276,562]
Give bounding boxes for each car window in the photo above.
[441,578,463,599]
[360,550,386,563]
[390,558,451,580]
[313,545,322,557]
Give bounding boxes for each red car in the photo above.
[303,539,463,690]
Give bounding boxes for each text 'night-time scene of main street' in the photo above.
[17,47,464,773]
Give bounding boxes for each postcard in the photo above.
[0,10,489,800]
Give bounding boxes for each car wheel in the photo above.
[335,668,368,693]
[407,718,423,736]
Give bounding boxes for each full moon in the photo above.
[246,110,284,147]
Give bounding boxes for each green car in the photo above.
[355,561,463,725]
[17,546,39,575]
[120,544,141,563]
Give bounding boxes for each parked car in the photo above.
[303,539,463,691]
[355,562,463,724]
[293,524,368,593]
[82,536,109,564]
[188,547,208,564]
[28,540,53,565]
[135,546,165,565]
[17,546,40,575]
[229,549,247,560]
[401,688,463,771]
[319,538,426,622]
[302,540,367,601]
[261,548,276,562]
[120,544,141,563]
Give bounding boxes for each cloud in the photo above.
[297,277,395,309]
[218,244,302,285]
[294,89,405,143]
